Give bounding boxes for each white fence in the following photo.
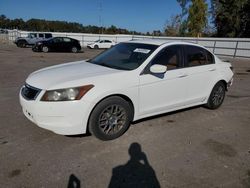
[7,29,250,58]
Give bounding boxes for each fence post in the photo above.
[82,35,84,47]
[234,41,239,58]
[213,41,217,54]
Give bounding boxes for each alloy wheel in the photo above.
[98,104,126,135]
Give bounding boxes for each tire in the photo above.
[205,81,226,109]
[42,46,49,53]
[71,46,78,53]
[17,40,27,48]
[94,45,99,49]
[89,96,133,140]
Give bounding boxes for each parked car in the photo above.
[32,37,81,53]
[0,29,8,34]
[20,40,233,140]
[87,39,115,49]
[14,32,52,48]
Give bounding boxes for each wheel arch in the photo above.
[210,78,228,93]
[86,94,135,133]
[217,79,228,91]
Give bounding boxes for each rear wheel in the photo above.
[71,46,78,53]
[42,46,49,53]
[205,81,226,109]
[89,96,132,140]
[17,40,27,48]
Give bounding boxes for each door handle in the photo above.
[209,68,216,71]
[178,73,188,78]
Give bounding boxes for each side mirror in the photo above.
[150,64,167,74]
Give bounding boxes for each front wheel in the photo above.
[17,40,27,48]
[205,81,226,109]
[89,96,133,140]
[42,46,49,53]
[94,45,99,49]
[71,46,78,53]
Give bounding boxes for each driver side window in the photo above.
[151,45,182,70]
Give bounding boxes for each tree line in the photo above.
[1,0,249,38]
[165,0,250,37]
[0,15,142,35]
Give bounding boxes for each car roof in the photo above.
[126,39,204,48]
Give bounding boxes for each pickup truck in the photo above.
[14,32,52,47]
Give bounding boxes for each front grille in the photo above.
[21,84,41,100]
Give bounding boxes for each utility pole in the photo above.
[99,0,103,34]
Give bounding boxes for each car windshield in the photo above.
[88,43,158,70]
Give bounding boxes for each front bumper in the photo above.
[32,45,42,52]
[19,89,92,135]
[227,77,233,89]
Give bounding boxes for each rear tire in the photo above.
[205,81,226,109]
[42,46,49,53]
[89,96,132,140]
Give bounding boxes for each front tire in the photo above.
[17,40,27,48]
[89,96,132,140]
[42,46,49,53]
[206,81,226,109]
[71,46,78,53]
[94,45,99,49]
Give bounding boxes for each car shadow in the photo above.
[65,132,91,138]
[108,142,160,188]
[133,105,203,125]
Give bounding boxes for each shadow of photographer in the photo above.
[68,174,81,188]
[108,142,160,188]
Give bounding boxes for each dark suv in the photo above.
[14,32,52,47]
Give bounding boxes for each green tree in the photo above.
[0,15,145,35]
[187,0,208,37]
[164,15,181,36]
[177,0,190,36]
[211,0,250,37]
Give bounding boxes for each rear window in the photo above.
[63,38,71,42]
[185,45,214,67]
[45,33,52,38]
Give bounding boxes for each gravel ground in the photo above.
[0,44,250,188]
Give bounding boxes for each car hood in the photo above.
[26,60,121,89]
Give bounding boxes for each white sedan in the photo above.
[20,40,234,140]
[87,39,116,49]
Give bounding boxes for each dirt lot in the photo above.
[0,44,250,188]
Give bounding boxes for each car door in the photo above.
[62,37,72,51]
[29,33,38,44]
[139,45,188,116]
[104,40,112,48]
[183,45,217,105]
[50,37,63,51]
[98,40,105,48]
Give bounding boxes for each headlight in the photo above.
[41,85,94,101]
